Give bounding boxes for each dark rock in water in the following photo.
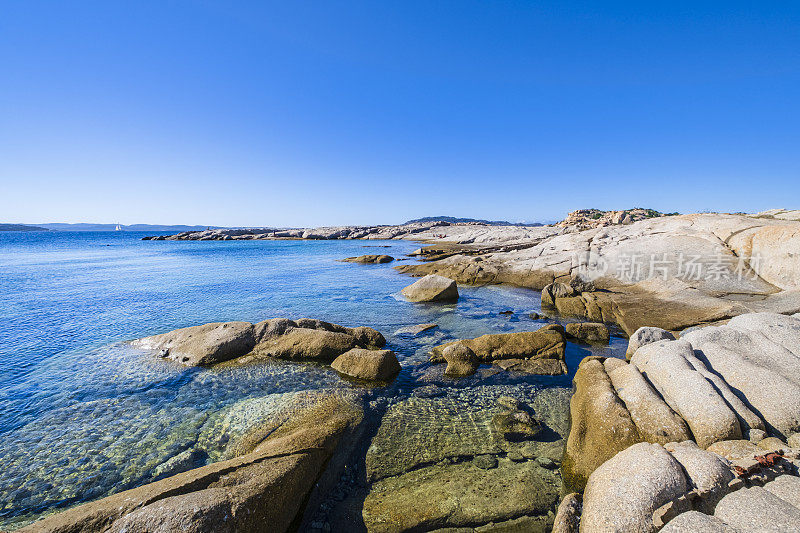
[536,456,557,469]
[474,454,499,469]
[529,312,541,320]
[400,274,459,303]
[330,348,401,381]
[499,310,514,315]
[341,254,394,264]
[20,395,365,533]
[411,385,445,398]
[442,343,479,377]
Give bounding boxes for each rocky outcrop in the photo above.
[430,324,567,375]
[397,213,800,335]
[19,394,365,533]
[133,318,386,367]
[330,348,401,381]
[341,254,394,264]
[565,313,800,489]
[555,208,669,230]
[400,274,459,302]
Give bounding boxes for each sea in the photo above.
[0,231,626,529]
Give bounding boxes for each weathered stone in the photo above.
[665,441,734,512]
[565,322,609,343]
[706,439,763,461]
[748,428,767,443]
[714,486,800,530]
[349,326,387,349]
[442,343,479,377]
[132,321,256,366]
[254,328,359,361]
[626,326,676,360]
[541,282,577,307]
[660,511,738,532]
[330,348,400,381]
[562,358,641,491]
[758,436,788,454]
[684,314,800,439]
[763,474,800,508]
[581,442,689,533]
[492,409,543,441]
[551,493,581,533]
[631,339,742,447]
[400,274,459,302]
[788,433,800,449]
[474,454,499,469]
[341,254,394,263]
[431,326,566,374]
[605,360,692,445]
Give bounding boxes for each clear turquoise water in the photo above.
[0,231,626,529]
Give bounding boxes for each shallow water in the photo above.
[0,232,626,529]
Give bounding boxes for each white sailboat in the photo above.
[115,224,122,231]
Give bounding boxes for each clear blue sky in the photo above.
[1,1,798,226]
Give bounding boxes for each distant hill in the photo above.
[0,223,50,232]
[33,223,226,232]
[403,216,543,227]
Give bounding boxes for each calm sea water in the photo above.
[0,231,625,529]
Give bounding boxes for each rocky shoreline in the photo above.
[22,208,800,532]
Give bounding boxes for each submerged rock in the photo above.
[20,394,366,533]
[400,274,459,302]
[341,254,394,264]
[393,323,438,337]
[330,348,401,381]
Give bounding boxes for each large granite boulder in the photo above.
[604,358,692,445]
[665,441,734,513]
[133,318,386,367]
[442,342,479,377]
[683,313,800,439]
[631,339,743,447]
[713,485,800,531]
[341,254,394,264]
[252,328,359,361]
[400,274,459,302]
[581,442,688,533]
[430,325,566,376]
[330,348,401,381]
[19,394,365,533]
[562,358,641,491]
[132,321,256,366]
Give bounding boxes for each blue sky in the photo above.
[1,1,798,226]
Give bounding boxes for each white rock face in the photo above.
[626,327,676,360]
[631,340,742,448]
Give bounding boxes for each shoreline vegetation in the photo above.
[18,207,800,532]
